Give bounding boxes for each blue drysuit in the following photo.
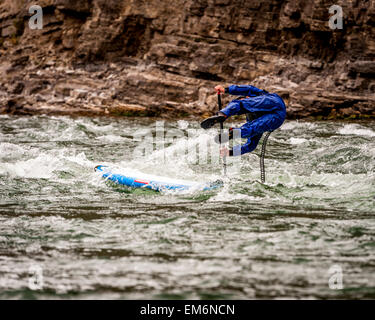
[220,85,287,156]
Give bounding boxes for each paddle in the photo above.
[217,90,227,176]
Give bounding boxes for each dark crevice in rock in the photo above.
[121,16,153,57]
[41,6,57,16]
[192,71,223,81]
[59,9,91,21]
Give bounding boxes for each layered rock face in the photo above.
[0,0,374,118]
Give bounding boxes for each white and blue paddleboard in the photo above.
[95,165,222,192]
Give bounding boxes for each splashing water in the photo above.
[0,115,374,299]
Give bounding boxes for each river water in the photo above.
[0,115,374,299]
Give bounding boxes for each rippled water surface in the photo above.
[0,115,374,299]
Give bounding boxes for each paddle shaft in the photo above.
[217,92,227,175]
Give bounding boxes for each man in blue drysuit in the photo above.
[200,84,287,157]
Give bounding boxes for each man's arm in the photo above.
[225,85,267,96]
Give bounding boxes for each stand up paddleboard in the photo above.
[95,165,221,192]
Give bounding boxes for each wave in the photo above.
[338,124,375,137]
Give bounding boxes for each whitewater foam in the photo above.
[338,124,375,137]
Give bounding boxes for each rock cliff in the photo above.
[0,0,374,119]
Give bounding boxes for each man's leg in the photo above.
[232,115,279,155]
[241,134,263,154]
[215,112,282,145]
[230,133,263,156]
[239,113,283,139]
[220,100,247,118]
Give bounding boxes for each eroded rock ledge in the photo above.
[0,0,374,119]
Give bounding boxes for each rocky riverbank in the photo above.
[0,0,374,119]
